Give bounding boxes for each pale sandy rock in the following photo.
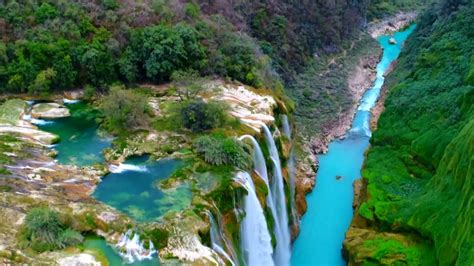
[31,103,70,119]
[368,12,417,38]
[98,211,119,224]
[57,254,100,266]
[64,90,84,100]
[0,125,58,145]
[148,97,161,115]
[212,84,276,131]
[160,212,224,265]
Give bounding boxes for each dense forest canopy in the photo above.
[0,0,286,94]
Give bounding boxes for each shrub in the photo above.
[171,70,204,101]
[180,100,227,132]
[101,87,150,133]
[145,228,169,249]
[21,207,84,252]
[193,135,251,169]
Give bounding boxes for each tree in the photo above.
[78,44,116,87]
[193,135,251,169]
[35,3,59,23]
[171,69,205,101]
[52,55,77,90]
[120,23,206,82]
[28,68,56,95]
[101,87,150,132]
[180,100,227,132]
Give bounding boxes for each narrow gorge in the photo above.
[0,0,472,265]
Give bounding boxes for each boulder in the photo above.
[0,125,59,145]
[31,103,70,119]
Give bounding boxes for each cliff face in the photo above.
[344,1,474,264]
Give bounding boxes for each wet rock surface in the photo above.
[31,103,70,119]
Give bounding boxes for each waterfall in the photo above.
[240,135,286,264]
[261,124,291,266]
[281,115,299,224]
[116,230,156,263]
[239,135,268,182]
[213,206,239,265]
[281,115,291,139]
[234,171,274,266]
[109,163,148,173]
[206,211,236,266]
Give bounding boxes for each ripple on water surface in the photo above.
[291,24,416,265]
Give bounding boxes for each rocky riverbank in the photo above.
[292,11,419,242]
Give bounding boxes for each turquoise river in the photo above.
[291,25,416,265]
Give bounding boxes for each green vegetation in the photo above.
[367,0,433,20]
[144,227,169,250]
[362,236,434,265]
[0,99,27,125]
[289,34,380,139]
[180,100,227,132]
[100,86,150,133]
[0,0,281,94]
[0,135,25,165]
[354,1,474,264]
[193,135,251,169]
[20,207,83,252]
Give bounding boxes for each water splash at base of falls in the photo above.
[116,230,156,263]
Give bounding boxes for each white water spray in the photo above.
[261,124,291,266]
[281,115,299,224]
[116,230,156,263]
[206,211,236,266]
[22,114,54,125]
[239,134,284,265]
[234,171,274,266]
[109,163,148,173]
[63,98,80,104]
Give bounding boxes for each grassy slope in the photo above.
[348,1,473,265]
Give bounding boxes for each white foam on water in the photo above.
[108,163,148,173]
[63,98,80,104]
[116,230,156,263]
[31,118,54,125]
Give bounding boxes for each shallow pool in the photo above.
[93,156,190,222]
[38,102,111,166]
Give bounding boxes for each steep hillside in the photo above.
[0,0,371,94]
[344,1,474,264]
[199,0,368,76]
